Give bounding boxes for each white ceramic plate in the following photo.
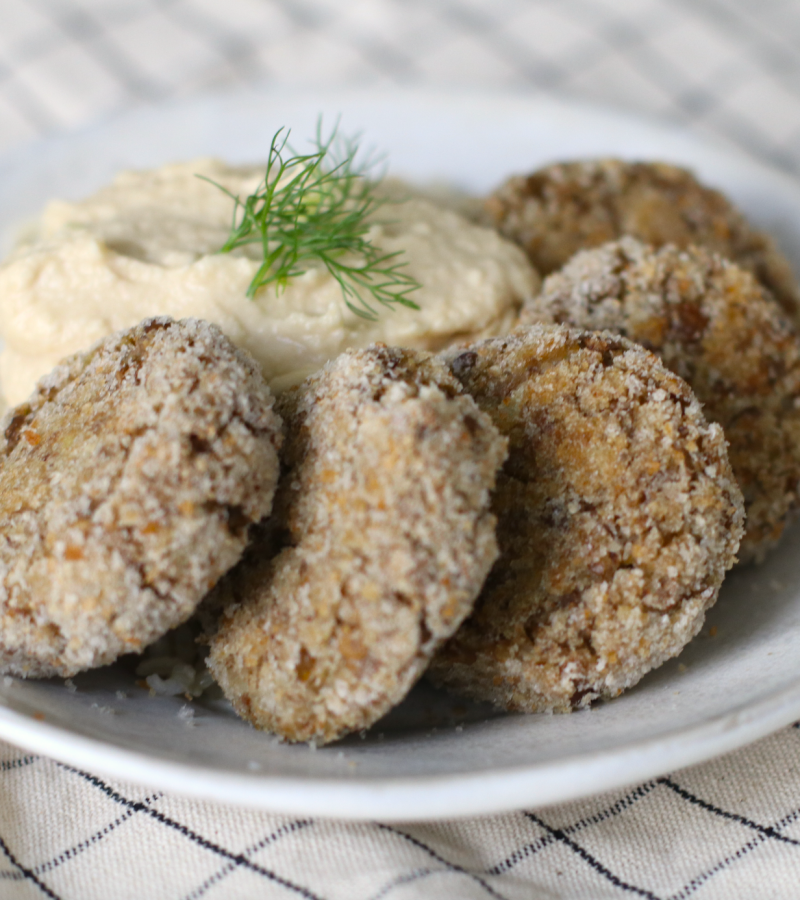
[1,88,800,822]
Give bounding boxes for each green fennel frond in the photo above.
[200,122,421,320]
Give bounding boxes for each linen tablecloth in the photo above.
[1,1,800,897]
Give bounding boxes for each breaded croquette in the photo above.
[523,237,800,561]
[207,344,507,744]
[0,317,282,677]
[487,159,800,321]
[428,325,744,713]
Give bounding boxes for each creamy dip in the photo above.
[0,159,539,405]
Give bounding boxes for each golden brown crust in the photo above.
[523,238,800,561]
[0,317,282,677]
[207,345,507,744]
[487,158,800,320]
[428,324,744,713]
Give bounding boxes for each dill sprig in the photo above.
[201,122,421,320]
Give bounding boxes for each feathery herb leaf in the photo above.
[200,122,420,320]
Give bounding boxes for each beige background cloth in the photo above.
[1,0,800,897]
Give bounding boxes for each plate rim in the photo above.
[1,675,799,821]
[2,85,800,819]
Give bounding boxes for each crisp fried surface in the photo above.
[428,325,744,713]
[486,158,800,320]
[207,345,507,744]
[523,238,800,561]
[0,317,282,677]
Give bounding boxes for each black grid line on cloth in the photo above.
[521,772,800,900]
[658,776,800,848]
[489,780,660,877]
[4,763,800,900]
[669,800,800,900]
[0,836,61,900]
[375,824,510,900]
[0,5,800,897]
[363,781,659,900]
[0,791,163,883]
[0,755,38,773]
[670,833,772,900]
[525,810,661,900]
[2,742,800,900]
[58,765,326,900]
[369,781,657,900]
[181,819,315,900]
[366,867,441,900]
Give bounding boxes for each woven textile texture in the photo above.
[1,0,800,898]
[2,0,800,171]
[3,729,800,899]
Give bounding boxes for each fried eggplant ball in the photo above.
[427,325,744,714]
[523,237,800,561]
[206,345,507,745]
[486,159,800,321]
[0,317,282,677]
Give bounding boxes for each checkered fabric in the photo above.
[4,728,800,899]
[2,0,800,172]
[1,1,800,897]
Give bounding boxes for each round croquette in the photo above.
[523,237,800,561]
[0,316,282,677]
[428,324,744,713]
[486,158,800,321]
[207,344,507,744]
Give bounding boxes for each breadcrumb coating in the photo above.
[486,159,800,321]
[207,345,507,744]
[0,317,282,677]
[523,237,800,561]
[428,324,744,713]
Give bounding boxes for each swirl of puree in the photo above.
[0,159,539,407]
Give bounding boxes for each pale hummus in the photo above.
[0,159,539,405]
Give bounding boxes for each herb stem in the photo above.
[201,123,420,319]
